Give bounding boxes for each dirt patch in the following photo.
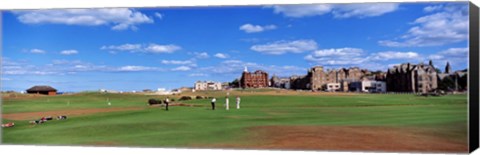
[2,107,144,120]
[205,125,467,153]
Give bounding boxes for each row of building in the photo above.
[239,60,467,93]
[267,66,387,93]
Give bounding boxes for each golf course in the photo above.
[1,89,468,153]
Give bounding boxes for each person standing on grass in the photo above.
[225,96,229,110]
[236,96,241,109]
[211,97,216,110]
[165,97,170,111]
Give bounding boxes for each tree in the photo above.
[438,76,455,91]
[229,79,240,88]
[458,73,468,91]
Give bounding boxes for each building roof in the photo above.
[26,85,57,92]
[253,70,267,74]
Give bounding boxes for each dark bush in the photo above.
[179,96,192,101]
[148,99,160,105]
[196,96,205,99]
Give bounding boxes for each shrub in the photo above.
[179,96,192,101]
[148,99,160,105]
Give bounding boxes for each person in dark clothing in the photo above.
[211,97,216,110]
[165,97,170,111]
[45,116,53,120]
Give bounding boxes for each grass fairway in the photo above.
[1,91,468,152]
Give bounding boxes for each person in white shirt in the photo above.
[211,97,216,110]
[225,96,229,110]
[236,96,241,109]
[165,97,170,111]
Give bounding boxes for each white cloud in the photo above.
[198,60,306,77]
[332,3,399,18]
[239,24,277,33]
[304,48,424,70]
[309,48,363,57]
[438,47,468,56]
[428,54,444,60]
[214,53,229,59]
[101,43,181,54]
[428,47,468,62]
[171,66,191,71]
[369,51,420,60]
[161,59,197,67]
[161,60,193,65]
[101,44,142,52]
[424,5,443,12]
[2,59,165,75]
[269,3,398,18]
[116,65,161,72]
[251,39,318,55]
[30,49,46,54]
[16,8,154,31]
[154,12,163,19]
[193,52,209,59]
[189,73,208,77]
[305,48,367,66]
[427,47,468,70]
[379,4,468,47]
[144,44,181,53]
[60,50,78,55]
[269,4,333,18]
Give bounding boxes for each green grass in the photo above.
[1,92,174,113]
[1,92,468,148]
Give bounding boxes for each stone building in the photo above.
[240,67,269,88]
[289,75,310,90]
[194,81,223,90]
[325,69,338,83]
[386,61,438,93]
[347,67,363,81]
[337,69,348,82]
[309,66,326,91]
[270,75,291,89]
[288,66,370,91]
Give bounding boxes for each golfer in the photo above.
[165,97,170,111]
[236,96,241,109]
[211,97,216,110]
[225,96,229,110]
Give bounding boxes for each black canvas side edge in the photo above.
[469,1,479,153]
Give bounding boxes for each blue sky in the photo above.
[1,2,470,92]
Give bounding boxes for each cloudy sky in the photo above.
[1,2,469,92]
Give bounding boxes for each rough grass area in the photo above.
[1,90,468,153]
